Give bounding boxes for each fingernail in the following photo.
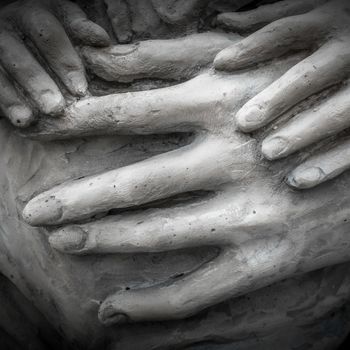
[287,167,325,189]
[49,227,86,252]
[8,105,34,127]
[261,137,289,160]
[22,196,63,226]
[99,305,129,326]
[67,71,88,97]
[214,48,236,71]
[236,104,264,132]
[40,90,65,116]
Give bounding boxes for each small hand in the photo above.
[0,0,110,127]
[214,0,350,189]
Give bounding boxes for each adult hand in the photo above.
[214,0,350,189]
[19,41,350,326]
[0,0,109,127]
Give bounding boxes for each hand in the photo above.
[214,0,350,189]
[216,0,328,34]
[103,0,167,43]
[103,0,256,43]
[0,0,109,127]
[111,263,350,349]
[19,39,350,326]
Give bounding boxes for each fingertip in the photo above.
[214,48,236,71]
[66,70,88,97]
[214,43,249,71]
[39,90,65,116]
[8,105,34,128]
[49,226,86,252]
[235,104,264,132]
[22,195,63,227]
[98,302,129,326]
[72,20,111,47]
[287,167,325,189]
[261,137,289,160]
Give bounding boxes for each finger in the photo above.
[98,238,296,324]
[287,139,350,189]
[49,203,226,254]
[22,137,237,226]
[57,0,110,46]
[104,0,132,43]
[21,73,235,140]
[22,54,304,140]
[0,30,64,115]
[214,11,326,71]
[236,40,350,132]
[216,0,328,33]
[261,83,350,160]
[0,67,34,127]
[82,32,239,82]
[112,264,350,350]
[20,8,87,96]
[48,195,283,254]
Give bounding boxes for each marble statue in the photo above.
[1,0,350,349]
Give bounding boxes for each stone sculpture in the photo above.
[1,0,350,349]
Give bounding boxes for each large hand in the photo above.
[19,40,350,326]
[0,0,109,127]
[214,0,350,189]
